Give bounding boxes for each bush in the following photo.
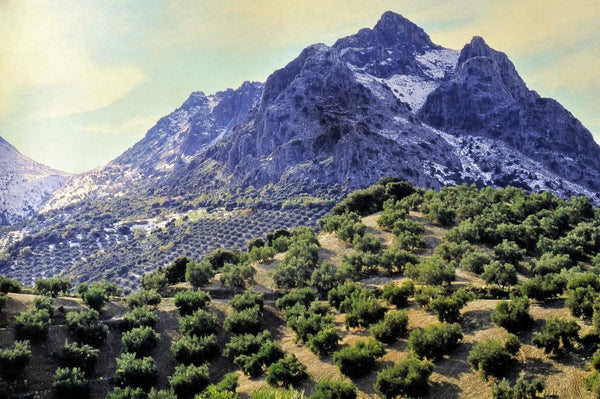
[309,380,357,399]
[491,297,533,332]
[381,246,418,274]
[343,290,387,329]
[406,256,455,286]
[34,277,71,297]
[0,340,31,378]
[331,185,386,216]
[521,274,566,301]
[234,340,285,377]
[459,251,491,274]
[57,341,99,372]
[249,246,276,263]
[370,310,409,343]
[328,283,361,310]
[141,269,168,293]
[121,306,160,331]
[381,280,414,308]
[276,288,316,310]
[272,236,290,253]
[33,296,54,317]
[566,285,598,319]
[171,334,219,365]
[127,290,162,309]
[224,306,263,334]
[340,251,380,278]
[531,317,580,353]
[224,330,272,360]
[482,261,518,287]
[586,371,600,398]
[408,322,463,360]
[65,309,108,346]
[186,260,215,287]
[532,253,571,275]
[53,367,89,397]
[492,372,545,399]
[201,373,239,398]
[430,290,472,323]
[165,257,190,284]
[14,309,51,340]
[493,240,525,266]
[230,291,264,312]
[220,263,256,288]
[169,364,210,399]
[115,352,158,389]
[333,339,385,378]
[425,199,456,226]
[248,237,265,252]
[83,286,108,311]
[205,248,246,271]
[180,309,219,337]
[374,356,434,399]
[266,354,307,387]
[414,286,444,309]
[468,335,520,379]
[175,290,211,316]
[105,386,147,399]
[122,326,160,356]
[352,234,382,253]
[0,275,21,294]
[307,327,341,356]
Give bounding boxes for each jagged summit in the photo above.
[372,11,437,49]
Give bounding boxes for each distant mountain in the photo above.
[0,137,69,225]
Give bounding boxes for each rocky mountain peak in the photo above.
[373,11,436,49]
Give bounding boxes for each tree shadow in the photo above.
[461,308,495,332]
[428,380,462,399]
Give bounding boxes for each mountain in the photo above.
[0,136,70,226]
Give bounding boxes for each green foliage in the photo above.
[34,277,71,297]
[248,237,265,252]
[532,253,571,275]
[586,371,600,398]
[309,379,357,399]
[492,297,533,332]
[333,339,385,378]
[204,248,246,271]
[83,286,108,311]
[381,280,414,308]
[230,291,264,312]
[250,387,303,399]
[330,185,386,216]
[171,334,219,365]
[0,275,21,293]
[127,289,162,309]
[165,257,190,284]
[273,239,320,289]
[14,309,51,340]
[266,354,307,387]
[169,364,210,399]
[276,287,316,310]
[459,251,491,274]
[224,330,272,360]
[186,260,215,288]
[408,322,463,360]
[200,373,240,399]
[406,256,455,285]
[468,336,521,379]
[370,310,409,343]
[115,352,158,389]
[482,261,518,287]
[381,246,418,274]
[566,285,598,319]
[377,199,409,230]
[521,274,566,301]
[307,327,341,356]
[224,306,263,334]
[320,212,366,241]
[53,367,89,397]
[33,296,54,317]
[342,289,387,329]
[141,268,168,293]
[0,295,5,312]
[492,372,545,399]
[433,241,473,263]
[249,246,276,263]
[105,386,147,399]
[374,356,434,399]
[352,234,382,253]
[424,198,456,226]
[272,236,290,253]
[311,261,347,297]
[430,290,472,323]
[266,229,291,247]
[220,263,256,288]
[57,341,99,372]
[531,317,580,353]
[65,309,108,346]
[0,340,31,378]
[180,309,219,338]
[414,286,444,309]
[340,250,380,278]
[493,240,525,266]
[174,290,211,316]
[224,331,284,377]
[121,306,160,331]
[122,326,160,356]
[328,283,361,310]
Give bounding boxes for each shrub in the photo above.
[468,335,520,379]
[460,251,491,274]
[273,243,320,289]
[586,371,600,398]
[493,240,525,266]
[251,387,303,399]
[224,330,272,360]
[309,380,356,399]
[127,290,162,309]
[141,268,168,293]
[171,334,219,365]
[201,373,239,398]
[65,309,109,346]
[266,229,291,247]
[381,280,414,308]
[186,260,215,287]
[33,296,54,317]
[311,261,347,297]
[414,286,444,309]
[381,246,418,274]
[370,310,409,343]
[14,309,51,340]
[374,356,434,399]
[180,309,219,337]
[234,340,286,377]
[0,340,31,378]
[115,352,158,389]
[230,291,264,312]
[492,372,545,399]
[121,306,160,331]
[406,256,455,286]
[224,306,263,334]
[566,286,598,319]
[266,354,307,387]
[425,199,456,226]
[175,290,211,316]
[532,253,571,275]
[328,283,361,310]
[276,288,316,310]
[521,274,566,301]
[408,322,463,360]
[340,251,380,278]
[248,237,265,252]
[491,297,533,332]
[531,317,580,353]
[34,277,71,297]
[249,246,276,263]
[220,263,256,288]
[204,248,246,271]
[83,286,108,311]
[169,364,210,399]
[105,386,147,399]
[272,236,290,253]
[165,257,190,284]
[352,234,382,253]
[307,327,341,356]
[333,339,385,378]
[482,261,518,287]
[57,341,100,372]
[433,241,473,263]
[343,290,387,329]
[53,367,89,397]
[330,185,386,216]
[122,326,160,356]
[430,290,472,323]
[0,275,21,293]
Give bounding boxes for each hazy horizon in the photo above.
[1,0,598,174]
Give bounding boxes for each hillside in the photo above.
[1,181,600,398]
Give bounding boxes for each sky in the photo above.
[0,0,598,173]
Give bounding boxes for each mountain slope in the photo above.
[0,137,69,225]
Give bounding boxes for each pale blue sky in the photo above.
[1,0,598,173]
